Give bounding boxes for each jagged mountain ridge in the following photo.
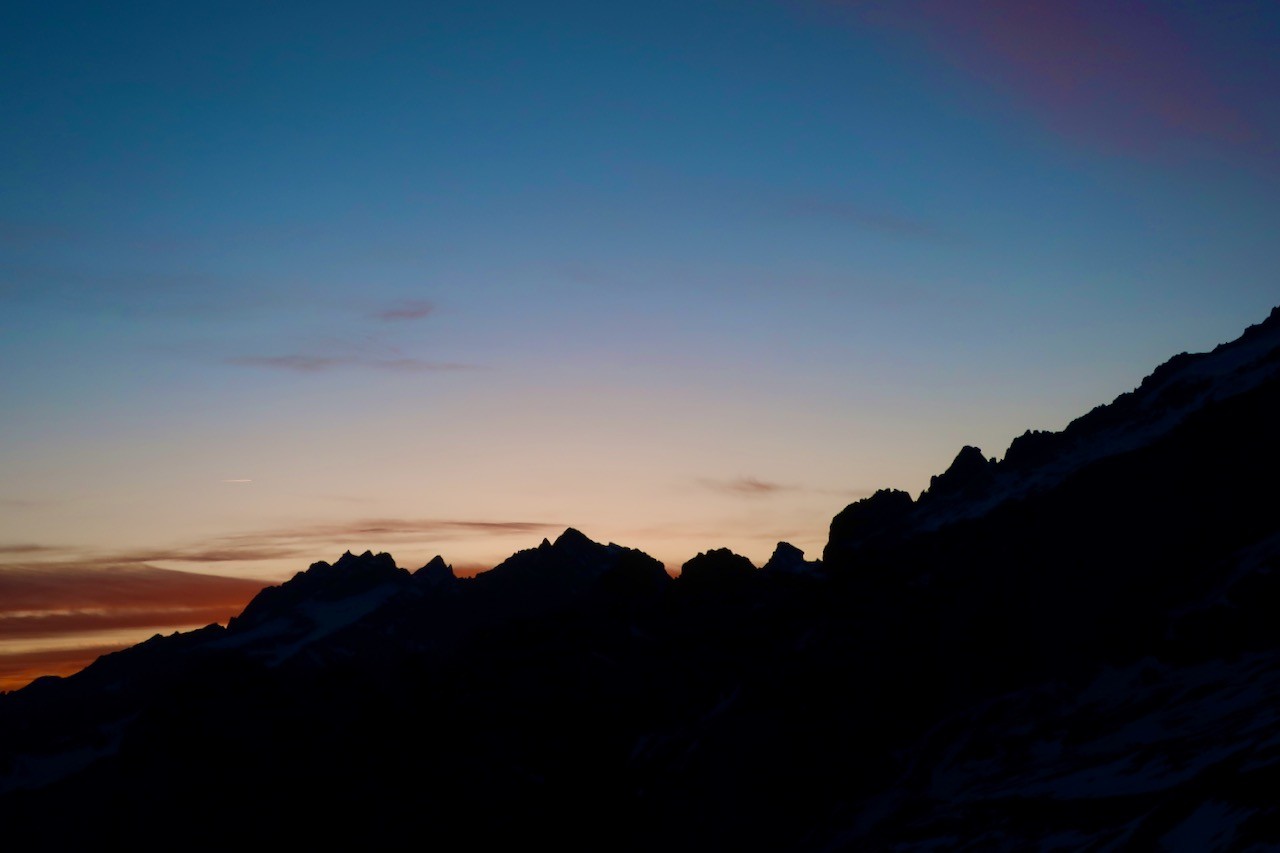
[2,306,1278,851]
[828,304,1280,561]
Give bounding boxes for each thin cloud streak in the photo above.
[0,499,50,509]
[373,300,435,321]
[3,519,558,578]
[697,477,875,500]
[0,563,269,615]
[0,544,63,555]
[0,218,76,250]
[225,355,476,373]
[783,195,939,239]
[0,561,270,690]
[834,0,1266,159]
[0,606,255,640]
[0,518,563,689]
[217,518,562,548]
[123,546,307,564]
[700,477,792,496]
[225,355,342,372]
[1,544,308,569]
[0,644,126,692]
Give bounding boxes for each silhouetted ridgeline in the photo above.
[2,307,1279,850]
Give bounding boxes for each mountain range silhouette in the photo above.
[3,306,1279,850]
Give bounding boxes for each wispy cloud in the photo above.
[225,355,475,373]
[552,263,633,289]
[3,519,556,578]
[119,545,307,564]
[782,195,938,239]
[0,218,75,250]
[0,543,303,569]
[196,517,564,573]
[374,358,474,373]
[0,563,269,614]
[217,518,560,549]
[0,644,128,692]
[0,544,63,556]
[0,263,235,318]
[225,355,342,372]
[0,562,269,692]
[373,299,435,321]
[833,0,1268,160]
[0,606,259,641]
[0,499,46,509]
[699,477,792,496]
[0,517,562,689]
[698,477,875,500]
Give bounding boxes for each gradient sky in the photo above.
[2,0,1278,688]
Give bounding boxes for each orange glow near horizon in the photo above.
[0,644,129,693]
[0,564,271,691]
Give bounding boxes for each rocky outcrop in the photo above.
[679,548,756,591]
[413,555,456,588]
[761,541,820,575]
[918,445,995,503]
[229,549,408,632]
[823,488,914,562]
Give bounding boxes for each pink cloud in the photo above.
[830,0,1266,159]
[373,300,435,321]
[700,476,791,496]
[226,355,475,373]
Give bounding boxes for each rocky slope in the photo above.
[1,306,1278,850]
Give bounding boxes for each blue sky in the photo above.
[2,0,1278,684]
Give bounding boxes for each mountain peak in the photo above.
[825,304,1280,563]
[229,550,409,633]
[332,550,398,573]
[919,445,996,503]
[474,528,661,601]
[679,548,756,590]
[413,555,456,588]
[762,541,821,575]
[824,488,915,562]
[553,527,593,549]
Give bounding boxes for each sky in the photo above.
[2,0,1279,689]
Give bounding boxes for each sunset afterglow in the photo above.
[2,0,1278,689]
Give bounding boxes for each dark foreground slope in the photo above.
[2,308,1279,851]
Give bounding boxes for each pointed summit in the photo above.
[553,527,593,549]
[919,445,995,503]
[762,542,820,575]
[474,528,662,601]
[414,555,456,588]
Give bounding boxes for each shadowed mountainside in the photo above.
[2,306,1279,850]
